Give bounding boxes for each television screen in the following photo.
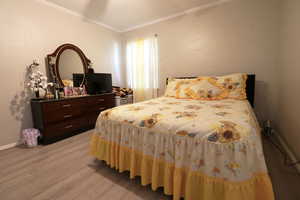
[86,73,112,95]
[73,73,85,87]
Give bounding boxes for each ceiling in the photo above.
[44,0,220,32]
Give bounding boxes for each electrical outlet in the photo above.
[263,120,274,138]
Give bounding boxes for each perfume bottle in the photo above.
[54,83,60,99]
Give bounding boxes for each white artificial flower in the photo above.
[33,59,40,65]
[42,82,48,89]
[27,61,53,96]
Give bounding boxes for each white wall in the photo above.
[279,0,300,159]
[0,0,124,146]
[123,0,281,123]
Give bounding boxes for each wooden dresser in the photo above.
[31,93,115,144]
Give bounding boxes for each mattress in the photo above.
[90,97,274,200]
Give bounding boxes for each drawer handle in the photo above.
[64,114,72,118]
[97,99,105,102]
[99,107,106,110]
[64,125,73,129]
[62,104,71,108]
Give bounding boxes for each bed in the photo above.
[90,74,274,200]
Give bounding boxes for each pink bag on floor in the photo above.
[22,128,40,147]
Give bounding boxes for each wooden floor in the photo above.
[0,130,299,200]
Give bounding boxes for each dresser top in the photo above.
[31,93,115,103]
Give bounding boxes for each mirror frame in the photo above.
[47,43,91,87]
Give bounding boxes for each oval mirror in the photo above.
[47,44,90,88]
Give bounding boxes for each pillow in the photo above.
[165,78,194,97]
[183,77,228,100]
[165,73,247,100]
[165,77,228,100]
[215,73,247,100]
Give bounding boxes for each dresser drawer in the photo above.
[89,104,114,113]
[88,94,114,106]
[42,99,85,112]
[43,108,83,124]
[42,99,86,124]
[43,118,84,139]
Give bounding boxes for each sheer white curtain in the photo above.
[126,36,159,102]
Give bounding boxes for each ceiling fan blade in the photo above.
[83,0,109,20]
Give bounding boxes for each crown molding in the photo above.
[35,0,232,33]
[35,0,121,32]
[120,0,232,32]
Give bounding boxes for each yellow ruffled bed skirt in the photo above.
[90,134,274,200]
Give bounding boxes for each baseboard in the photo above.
[0,142,18,151]
[274,132,300,173]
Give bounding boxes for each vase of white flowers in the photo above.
[27,60,53,99]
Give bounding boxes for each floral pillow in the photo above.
[177,78,229,100]
[164,78,193,97]
[165,73,247,100]
[165,77,228,100]
[216,73,247,100]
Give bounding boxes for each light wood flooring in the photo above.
[0,130,299,200]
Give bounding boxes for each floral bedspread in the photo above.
[95,97,267,182]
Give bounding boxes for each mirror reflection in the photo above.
[58,49,84,86]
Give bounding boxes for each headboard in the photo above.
[166,74,255,107]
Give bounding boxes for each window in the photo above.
[126,36,159,102]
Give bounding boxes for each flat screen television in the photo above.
[85,73,112,95]
[73,73,85,87]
